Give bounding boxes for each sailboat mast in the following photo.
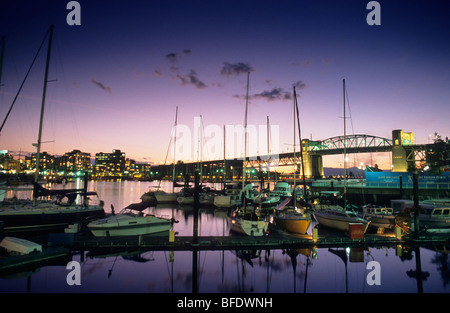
[293,86,297,206]
[242,72,249,193]
[294,87,307,202]
[266,116,270,189]
[223,124,226,187]
[35,25,54,183]
[172,105,178,193]
[343,79,347,204]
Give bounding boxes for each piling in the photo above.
[413,172,420,239]
[193,169,200,245]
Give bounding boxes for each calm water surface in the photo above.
[1,180,449,293]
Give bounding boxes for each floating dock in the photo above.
[48,227,450,253]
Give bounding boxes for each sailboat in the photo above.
[0,26,105,234]
[155,106,180,203]
[312,79,370,233]
[273,85,311,234]
[228,72,269,236]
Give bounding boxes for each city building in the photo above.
[94,149,126,178]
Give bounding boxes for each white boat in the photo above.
[87,203,173,237]
[0,183,105,234]
[214,183,254,208]
[0,236,42,255]
[229,205,269,236]
[199,192,215,205]
[313,208,370,233]
[391,199,450,229]
[273,198,311,234]
[362,205,396,230]
[418,204,450,229]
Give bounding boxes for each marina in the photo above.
[1,180,449,293]
[0,1,449,297]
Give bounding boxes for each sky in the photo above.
[0,0,449,170]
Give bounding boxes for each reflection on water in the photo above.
[1,180,449,293]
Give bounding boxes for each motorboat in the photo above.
[313,207,370,233]
[87,203,173,237]
[362,204,396,230]
[391,199,450,229]
[273,198,311,234]
[0,183,105,234]
[229,203,269,236]
[253,191,280,207]
[417,204,450,229]
[214,183,254,208]
[267,182,291,200]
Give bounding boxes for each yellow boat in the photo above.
[273,198,311,234]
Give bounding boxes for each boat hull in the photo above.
[313,211,370,233]
[214,195,242,208]
[0,205,105,234]
[419,215,450,229]
[155,193,178,203]
[274,214,311,234]
[365,214,396,229]
[177,196,194,205]
[88,215,172,237]
[230,218,268,236]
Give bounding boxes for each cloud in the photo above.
[233,81,307,102]
[165,49,192,63]
[293,80,307,90]
[220,62,254,77]
[90,78,112,94]
[153,69,163,77]
[291,60,312,67]
[253,88,292,101]
[176,70,207,89]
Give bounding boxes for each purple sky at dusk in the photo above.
[0,0,449,170]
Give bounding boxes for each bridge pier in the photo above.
[301,139,324,179]
[392,129,415,172]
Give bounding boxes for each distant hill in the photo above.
[323,167,367,178]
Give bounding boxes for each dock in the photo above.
[47,227,449,253]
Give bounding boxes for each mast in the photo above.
[35,25,54,184]
[294,86,307,202]
[343,79,347,206]
[242,72,250,194]
[293,86,297,206]
[223,124,226,188]
[172,106,178,193]
[266,116,270,189]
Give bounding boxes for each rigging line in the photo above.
[344,83,355,135]
[157,107,177,190]
[0,28,50,134]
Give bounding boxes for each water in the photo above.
[1,180,449,293]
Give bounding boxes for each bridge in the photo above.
[151,129,433,180]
